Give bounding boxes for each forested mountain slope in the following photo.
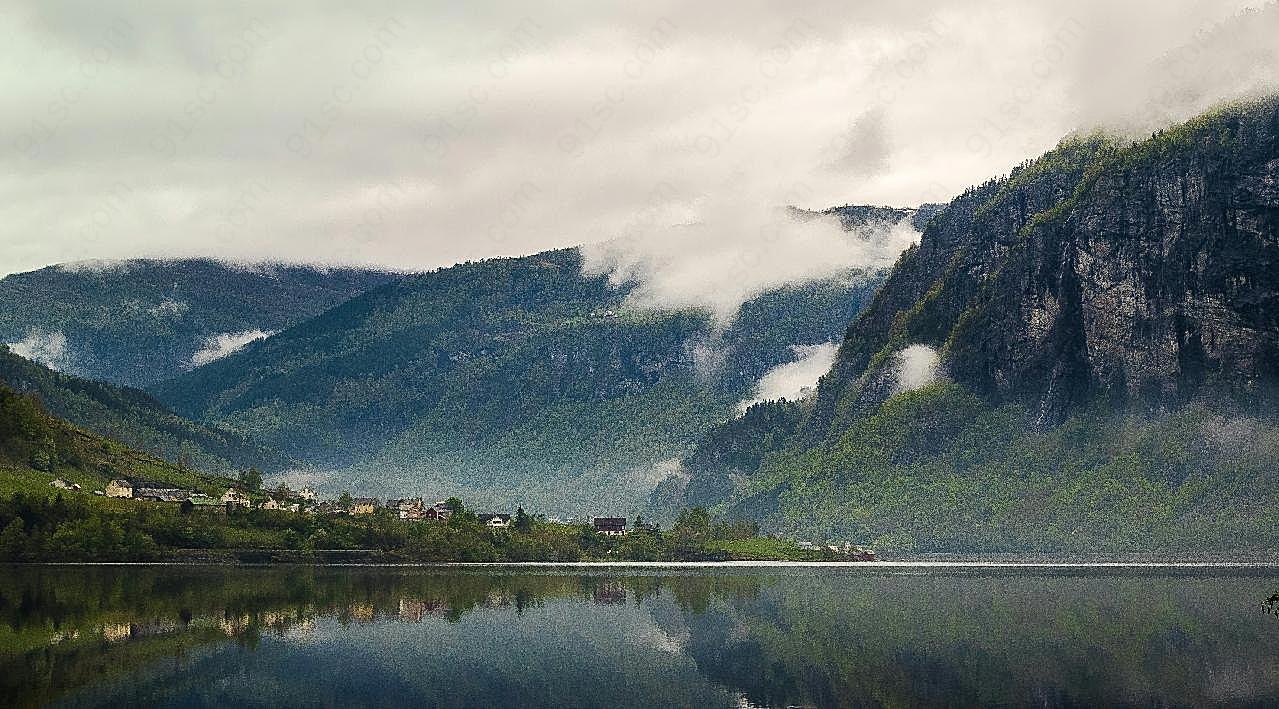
[150,237,899,514]
[671,97,1279,554]
[0,379,233,500]
[0,259,396,387]
[0,346,285,476]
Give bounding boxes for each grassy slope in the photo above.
[0,382,234,501]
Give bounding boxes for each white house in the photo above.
[105,479,134,498]
[221,489,251,508]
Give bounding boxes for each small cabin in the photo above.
[592,517,627,536]
[350,498,379,515]
[424,502,453,521]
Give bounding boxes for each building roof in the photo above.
[135,482,189,491]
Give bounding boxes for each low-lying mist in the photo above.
[581,197,919,324]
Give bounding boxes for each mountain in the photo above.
[670,97,1279,554]
[0,379,233,500]
[0,259,397,387]
[0,345,285,476]
[149,233,903,514]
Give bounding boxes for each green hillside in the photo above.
[0,380,233,501]
[0,346,286,476]
[150,247,891,514]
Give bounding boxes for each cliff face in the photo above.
[813,98,1279,435]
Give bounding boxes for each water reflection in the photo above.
[1,566,1277,708]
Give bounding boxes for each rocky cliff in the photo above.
[813,97,1279,436]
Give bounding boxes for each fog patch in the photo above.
[55,259,135,274]
[189,329,274,368]
[738,342,839,413]
[634,457,687,490]
[826,109,892,180]
[8,329,70,370]
[583,200,919,324]
[893,344,942,394]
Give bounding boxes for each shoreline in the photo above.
[8,559,1279,570]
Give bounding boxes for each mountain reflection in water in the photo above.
[2,565,1277,708]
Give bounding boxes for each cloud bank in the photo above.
[2,0,1275,279]
[583,202,919,321]
[738,342,839,412]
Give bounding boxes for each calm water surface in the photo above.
[2,563,1277,708]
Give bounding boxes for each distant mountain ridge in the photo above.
[0,259,398,387]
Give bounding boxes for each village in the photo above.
[51,475,634,536]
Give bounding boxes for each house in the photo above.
[298,486,317,501]
[424,502,453,521]
[350,498,380,515]
[391,497,425,521]
[286,503,301,513]
[105,479,134,498]
[478,513,512,529]
[50,478,74,490]
[259,498,281,511]
[134,482,193,502]
[592,517,627,536]
[221,489,251,508]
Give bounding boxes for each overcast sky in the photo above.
[3,0,1277,280]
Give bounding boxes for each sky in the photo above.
[4,0,1278,287]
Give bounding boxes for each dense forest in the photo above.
[147,247,892,514]
[0,259,396,387]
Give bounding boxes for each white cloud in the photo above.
[583,205,919,322]
[892,344,941,394]
[8,329,70,370]
[738,342,838,412]
[188,329,274,368]
[0,1,1273,278]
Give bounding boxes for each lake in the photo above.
[2,563,1278,708]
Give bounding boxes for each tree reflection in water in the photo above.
[1,566,1278,708]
